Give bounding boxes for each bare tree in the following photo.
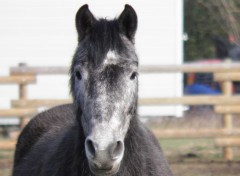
[199,0,240,46]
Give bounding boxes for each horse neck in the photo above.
[126,110,140,139]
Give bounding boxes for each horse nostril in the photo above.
[85,138,96,158]
[111,141,124,160]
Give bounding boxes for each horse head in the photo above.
[70,4,138,175]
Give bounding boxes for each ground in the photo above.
[0,108,240,176]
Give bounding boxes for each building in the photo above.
[0,0,183,124]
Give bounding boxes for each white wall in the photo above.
[0,0,183,120]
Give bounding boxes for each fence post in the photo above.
[222,59,233,160]
[18,63,29,129]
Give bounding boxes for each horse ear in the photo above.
[118,5,138,42]
[75,4,96,41]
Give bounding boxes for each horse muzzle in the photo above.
[85,137,124,175]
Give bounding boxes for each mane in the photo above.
[76,19,126,65]
[88,19,125,66]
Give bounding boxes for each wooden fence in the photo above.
[0,62,240,160]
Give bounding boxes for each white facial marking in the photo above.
[91,113,123,150]
[104,50,119,65]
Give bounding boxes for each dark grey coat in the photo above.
[13,104,172,176]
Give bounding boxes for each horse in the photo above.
[12,4,172,176]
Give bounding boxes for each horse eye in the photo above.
[75,70,82,80]
[130,72,137,80]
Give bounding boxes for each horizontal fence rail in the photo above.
[0,140,16,150]
[139,96,240,105]
[10,63,240,75]
[0,108,38,117]
[10,96,240,109]
[214,105,240,114]
[11,66,69,75]
[215,138,240,147]
[152,129,240,139]
[0,76,36,84]
[214,72,240,81]
[10,96,240,107]
[12,99,73,108]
